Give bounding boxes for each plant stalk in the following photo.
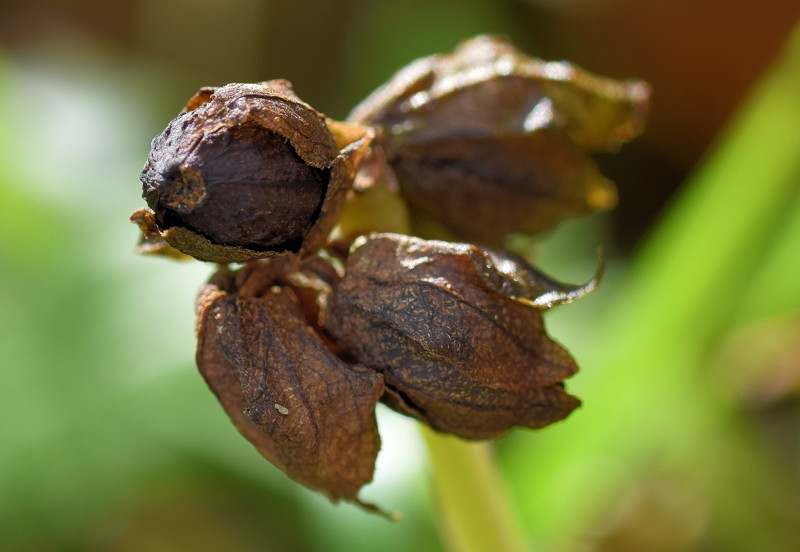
[421,427,530,552]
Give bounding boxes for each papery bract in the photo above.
[348,35,649,244]
[325,233,595,439]
[195,260,384,510]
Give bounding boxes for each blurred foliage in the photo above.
[501,23,800,552]
[1,1,799,551]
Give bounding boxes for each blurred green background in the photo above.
[2,1,800,551]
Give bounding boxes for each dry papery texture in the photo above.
[133,80,371,263]
[348,34,649,245]
[131,34,648,514]
[193,235,597,510]
[195,257,386,512]
[326,233,598,440]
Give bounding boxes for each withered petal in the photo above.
[349,35,648,151]
[389,134,616,244]
[382,376,580,440]
[196,280,384,508]
[325,233,584,439]
[347,34,649,245]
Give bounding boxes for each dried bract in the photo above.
[195,259,384,509]
[133,80,371,262]
[325,233,593,439]
[348,35,649,244]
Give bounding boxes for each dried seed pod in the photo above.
[195,258,385,510]
[133,80,371,263]
[325,233,595,440]
[348,35,649,245]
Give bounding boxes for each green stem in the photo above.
[402,217,531,550]
[421,427,530,552]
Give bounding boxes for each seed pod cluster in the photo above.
[132,35,648,512]
[194,236,596,509]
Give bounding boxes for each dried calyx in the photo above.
[132,35,649,513]
[348,34,649,245]
[196,257,385,512]
[326,233,597,440]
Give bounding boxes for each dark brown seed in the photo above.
[134,80,372,263]
[146,125,328,251]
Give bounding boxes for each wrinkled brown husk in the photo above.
[195,260,385,510]
[325,233,591,439]
[348,35,649,245]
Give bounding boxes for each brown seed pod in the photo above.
[348,35,649,245]
[195,258,385,511]
[133,80,371,263]
[325,233,597,440]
